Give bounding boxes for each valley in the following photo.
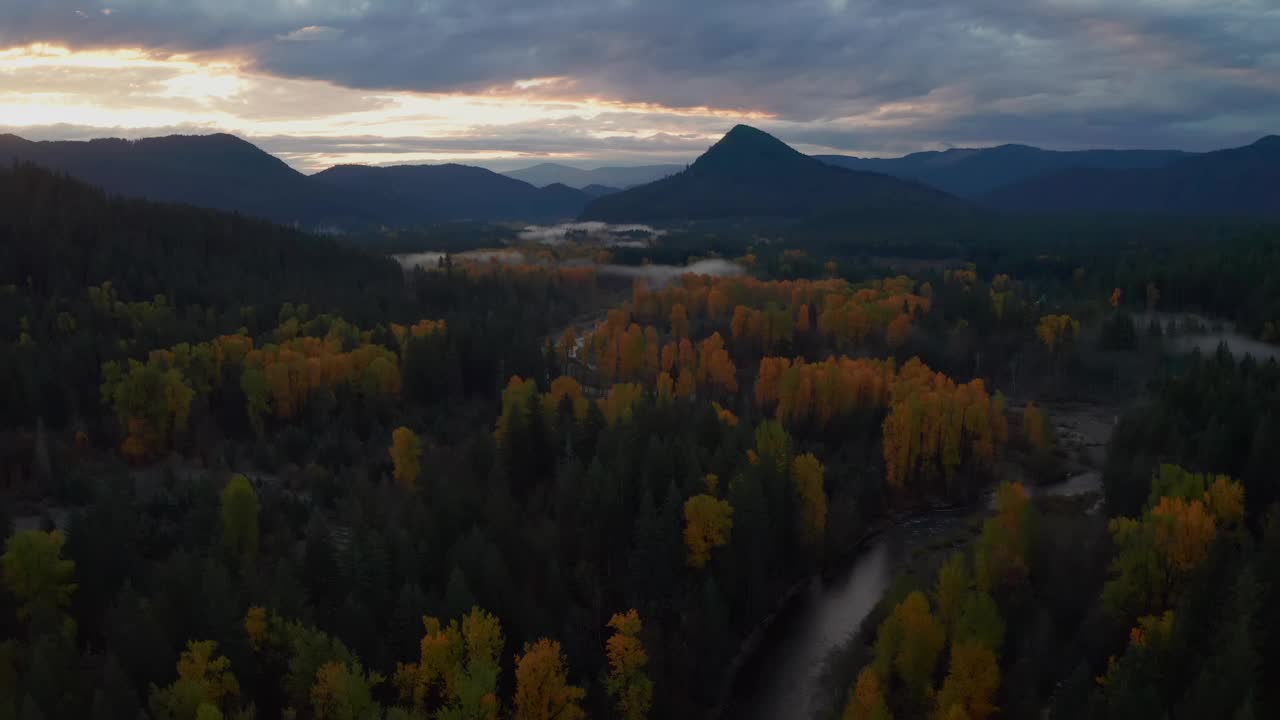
[3,121,1280,720]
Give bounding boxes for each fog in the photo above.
[518,221,665,247]
[597,258,744,287]
[1136,312,1280,361]
[393,249,525,269]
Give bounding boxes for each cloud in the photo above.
[276,25,342,43]
[0,0,1276,162]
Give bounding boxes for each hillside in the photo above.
[0,133,369,227]
[504,162,682,189]
[816,144,1190,197]
[0,162,403,317]
[0,133,593,228]
[311,164,591,223]
[581,125,965,222]
[982,135,1280,216]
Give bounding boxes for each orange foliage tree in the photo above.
[605,610,653,720]
[390,427,423,493]
[683,494,734,569]
[514,638,586,720]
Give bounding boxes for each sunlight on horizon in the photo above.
[0,43,775,171]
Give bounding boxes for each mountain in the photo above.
[0,133,592,227]
[504,162,683,189]
[580,184,620,197]
[0,161,403,318]
[0,133,369,227]
[981,135,1280,216]
[311,164,591,223]
[581,125,965,222]
[816,145,1191,197]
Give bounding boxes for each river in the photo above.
[723,403,1108,720]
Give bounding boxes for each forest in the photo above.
[3,161,1280,720]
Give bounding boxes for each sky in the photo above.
[0,1,1277,172]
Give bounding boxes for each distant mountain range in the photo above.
[816,145,1193,198]
[581,125,967,222]
[311,164,591,225]
[0,133,593,227]
[980,136,1280,216]
[0,133,369,227]
[503,163,683,189]
[2,129,1276,229]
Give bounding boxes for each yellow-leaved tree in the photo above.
[605,610,653,720]
[148,640,240,720]
[390,426,423,493]
[683,494,734,569]
[841,666,891,720]
[935,642,1000,720]
[514,638,586,720]
[2,529,76,625]
[393,606,503,719]
[792,453,828,549]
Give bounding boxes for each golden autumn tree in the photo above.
[656,372,675,404]
[881,359,1001,492]
[886,313,912,349]
[796,303,812,334]
[660,342,678,373]
[149,640,241,720]
[670,303,690,341]
[1151,495,1217,573]
[675,368,697,401]
[514,638,586,720]
[684,494,734,568]
[544,376,589,425]
[394,606,503,719]
[934,552,969,630]
[310,661,383,720]
[975,482,1030,593]
[874,591,945,699]
[244,606,268,651]
[1023,402,1050,451]
[792,453,828,549]
[599,383,643,426]
[935,642,1000,720]
[1099,468,1234,618]
[606,610,653,720]
[989,274,1013,321]
[1036,314,1080,354]
[495,376,538,449]
[2,529,76,624]
[390,426,423,493]
[842,666,891,720]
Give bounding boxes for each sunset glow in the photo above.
[0,44,776,170]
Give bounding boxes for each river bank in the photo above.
[714,399,1111,720]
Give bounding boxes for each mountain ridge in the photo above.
[981,135,1280,216]
[503,162,683,189]
[816,143,1194,197]
[581,124,967,222]
[0,134,591,227]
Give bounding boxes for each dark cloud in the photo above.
[1,0,1276,156]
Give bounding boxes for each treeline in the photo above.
[825,347,1280,719]
[740,210,1280,342]
[1,249,1038,718]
